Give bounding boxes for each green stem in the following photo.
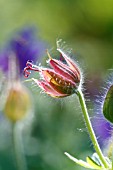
[12,122,27,170]
[77,89,109,168]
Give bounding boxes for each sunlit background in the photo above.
[0,0,113,170]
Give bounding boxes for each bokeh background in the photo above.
[0,0,113,170]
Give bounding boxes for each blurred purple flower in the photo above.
[92,115,112,146]
[92,73,113,147]
[0,27,45,74]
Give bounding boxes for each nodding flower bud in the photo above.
[24,43,82,98]
[4,81,31,122]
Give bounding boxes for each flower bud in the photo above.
[4,81,31,122]
[24,42,82,98]
[103,85,113,123]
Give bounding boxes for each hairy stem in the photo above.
[77,89,109,168]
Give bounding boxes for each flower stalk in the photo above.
[76,89,109,168]
[24,40,112,169]
[12,122,27,170]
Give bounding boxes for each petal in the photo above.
[49,59,78,82]
[48,81,74,96]
[41,69,77,94]
[57,47,80,81]
[32,78,69,98]
[41,69,76,88]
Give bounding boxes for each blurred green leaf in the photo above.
[86,156,102,169]
[65,152,104,169]
[103,85,113,123]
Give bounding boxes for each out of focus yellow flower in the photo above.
[4,81,31,122]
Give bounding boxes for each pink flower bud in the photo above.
[24,44,82,98]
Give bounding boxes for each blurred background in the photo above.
[0,0,113,170]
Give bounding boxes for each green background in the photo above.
[0,0,113,170]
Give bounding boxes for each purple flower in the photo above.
[92,115,112,146]
[0,27,45,74]
[92,73,113,146]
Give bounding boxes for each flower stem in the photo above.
[12,122,27,170]
[76,89,109,168]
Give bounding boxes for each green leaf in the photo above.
[91,153,103,166]
[64,152,104,169]
[65,152,93,169]
[103,85,113,123]
[86,156,102,169]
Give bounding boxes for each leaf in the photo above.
[91,153,103,166]
[64,152,93,169]
[103,85,113,123]
[86,156,102,169]
[64,152,104,169]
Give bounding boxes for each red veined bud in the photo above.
[24,43,82,98]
